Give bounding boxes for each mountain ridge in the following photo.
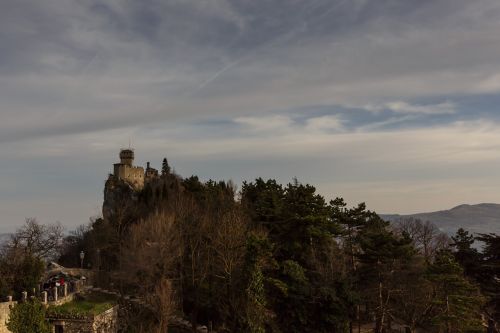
[382,203,500,235]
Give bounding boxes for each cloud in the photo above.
[2,114,500,232]
[3,0,500,230]
[305,115,344,132]
[1,0,500,143]
[233,115,293,133]
[385,101,456,114]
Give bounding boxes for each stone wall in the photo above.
[93,306,118,333]
[49,293,75,307]
[0,300,16,333]
[114,164,144,190]
[48,305,118,333]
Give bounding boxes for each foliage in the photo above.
[426,250,485,332]
[0,218,62,298]
[6,300,51,333]
[47,164,498,333]
[474,233,500,331]
[47,294,117,318]
[162,158,171,176]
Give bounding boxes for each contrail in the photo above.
[196,58,244,90]
[189,0,348,94]
[79,52,99,76]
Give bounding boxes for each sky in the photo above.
[2,0,500,232]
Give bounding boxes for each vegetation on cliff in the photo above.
[1,159,499,332]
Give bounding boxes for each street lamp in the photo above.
[96,249,101,271]
[80,251,85,269]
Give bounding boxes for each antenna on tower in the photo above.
[128,137,131,149]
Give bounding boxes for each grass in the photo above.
[47,293,117,319]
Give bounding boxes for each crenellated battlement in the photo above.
[112,149,145,190]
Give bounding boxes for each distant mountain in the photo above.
[382,203,500,235]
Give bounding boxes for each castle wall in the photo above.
[0,300,16,333]
[113,164,144,190]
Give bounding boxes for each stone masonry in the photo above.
[47,305,118,333]
[0,298,16,333]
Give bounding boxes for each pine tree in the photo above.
[475,233,500,331]
[357,216,415,333]
[244,234,273,333]
[427,250,484,333]
[161,158,170,176]
[451,228,480,277]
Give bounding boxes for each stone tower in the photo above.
[119,149,135,166]
[113,149,144,190]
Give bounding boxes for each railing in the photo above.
[1,279,87,306]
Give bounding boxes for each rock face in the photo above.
[102,175,138,222]
[382,203,500,235]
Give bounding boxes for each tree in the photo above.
[427,250,484,333]
[58,222,94,268]
[0,218,54,298]
[121,210,181,332]
[0,251,44,297]
[357,216,415,333]
[332,199,371,332]
[242,178,351,333]
[391,256,435,332]
[244,232,273,333]
[148,279,176,333]
[6,300,51,333]
[475,233,500,332]
[8,218,63,260]
[210,207,249,330]
[451,228,480,277]
[162,158,171,176]
[396,218,449,263]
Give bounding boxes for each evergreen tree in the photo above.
[162,157,170,176]
[7,300,50,333]
[331,199,371,332]
[244,233,274,333]
[451,228,480,277]
[427,250,484,333]
[17,255,45,296]
[241,178,285,225]
[242,178,351,332]
[475,233,500,332]
[357,216,415,333]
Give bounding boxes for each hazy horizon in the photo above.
[3,0,500,232]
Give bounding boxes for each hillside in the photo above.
[382,203,500,235]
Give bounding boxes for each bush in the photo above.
[6,300,51,333]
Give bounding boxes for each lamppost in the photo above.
[96,248,101,271]
[80,251,85,269]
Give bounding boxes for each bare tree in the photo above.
[8,218,63,260]
[148,278,176,333]
[210,207,249,328]
[395,218,450,262]
[121,210,181,331]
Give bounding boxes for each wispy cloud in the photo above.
[2,0,500,230]
[385,101,456,115]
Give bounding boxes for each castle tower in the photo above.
[113,148,144,190]
[145,161,159,182]
[119,149,134,166]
